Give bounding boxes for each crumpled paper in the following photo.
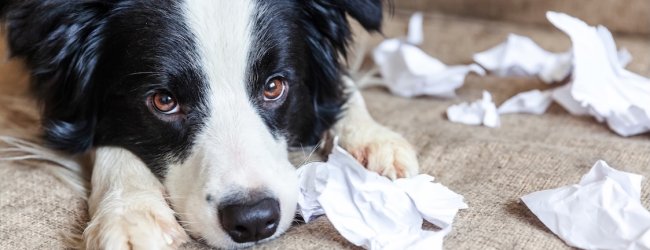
[497,89,553,115]
[373,12,485,98]
[546,12,650,137]
[550,83,588,116]
[521,160,650,250]
[473,34,631,84]
[297,142,468,250]
[471,12,650,136]
[446,91,500,128]
[473,34,572,83]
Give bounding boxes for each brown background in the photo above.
[396,0,650,36]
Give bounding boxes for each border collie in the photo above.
[1,0,419,249]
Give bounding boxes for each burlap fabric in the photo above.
[1,12,649,250]
[396,0,650,36]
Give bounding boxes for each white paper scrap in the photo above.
[473,33,632,84]
[546,12,650,136]
[297,143,468,250]
[550,83,590,116]
[618,48,632,68]
[473,34,572,83]
[447,91,500,128]
[521,160,650,250]
[406,12,424,45]
[372,13,485,98]
[498,89,553,115]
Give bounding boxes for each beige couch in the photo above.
[1,6,649,250]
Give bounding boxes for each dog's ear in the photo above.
[4,1,112,153]
[298,0,383,144]
[301,0,383,58]
[330,0,384,31]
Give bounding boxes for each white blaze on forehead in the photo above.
[166,0,298,248]
[183,0,259,152]
[183,0,278,184]
[184,0,253,97]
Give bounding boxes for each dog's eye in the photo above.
[263,77,287,101]
[152,91,179,114]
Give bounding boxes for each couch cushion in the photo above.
[1,12,649,250]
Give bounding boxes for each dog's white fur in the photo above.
[0,0,420,248]
[78,0,299,248]
[84,147,188,249]
[166,1,298,247]
[2,85,419,250]
[77,85,420,250]
[333,77,419,180]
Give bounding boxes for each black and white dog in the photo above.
[1,0,419,249]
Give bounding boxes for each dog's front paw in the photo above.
[83,197,188,250]
[337,121,419,179]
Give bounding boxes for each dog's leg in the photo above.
[332,77,419,179]
[83,147,188,250]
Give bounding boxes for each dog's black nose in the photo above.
[219,198,280,243]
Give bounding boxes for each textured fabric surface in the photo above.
[396,0,650,36]
[1,12,649,250]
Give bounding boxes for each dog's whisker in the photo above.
[1,0,401,248]
[125,71,165,77]
[0,155,50,161]
[300,143,307,159]
[177,221,200,226]
[298,138,325,166]
[173,212,195,216]
[164,195,189,200]
[0,148,36,153]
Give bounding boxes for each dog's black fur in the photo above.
[1,0,383,177]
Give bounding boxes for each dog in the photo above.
[1,0,419,249]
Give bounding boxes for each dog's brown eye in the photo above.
[152,91,179,114]
[263,77,286,101]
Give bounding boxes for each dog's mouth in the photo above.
[166,174,299,249]
[182,201,296,249]
[172,199,294,249]
[193,231,284,249]
[163,132,300,248]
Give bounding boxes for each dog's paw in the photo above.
[337,121,419,179]
[83,197,188,250]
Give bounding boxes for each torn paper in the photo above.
[473,34,572,83]
[546,11,650,136]
[447,91,500,127]
[473,34,632,84]
[476,12,650,136]
[372,13,485,98]
[550,83,589,116]
[497,89,553,115]
[297,142,467,250]
[617,48,632,68]
[521,160,650,250]
[406,12,424,45]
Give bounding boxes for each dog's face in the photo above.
[3,0,381,248]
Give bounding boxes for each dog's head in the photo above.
[3,0,382,247]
